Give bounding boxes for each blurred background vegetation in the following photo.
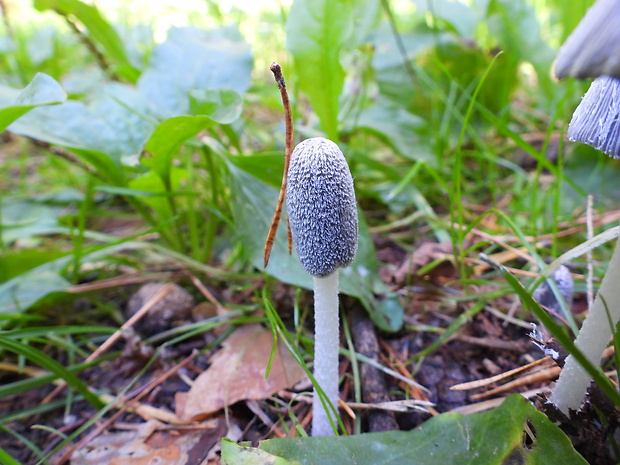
[2,0,613,306]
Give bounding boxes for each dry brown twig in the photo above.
[41,282,176,405]
[52,349,199,465]
[263,62,294,267]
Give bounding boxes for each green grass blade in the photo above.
[0,336,104,409]
[480,253,620,407]
[0,447,22,465]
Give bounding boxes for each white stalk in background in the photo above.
[550,240,620,413]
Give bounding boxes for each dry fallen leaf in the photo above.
[69,419,226,465]
[177,324,307,421]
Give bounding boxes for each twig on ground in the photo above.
[52,349,199,465]
[41,282,175,405]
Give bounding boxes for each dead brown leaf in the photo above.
[176,324,306,421]
[69,419,226,465]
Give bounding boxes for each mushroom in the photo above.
[567,75,620,158]
[553,0,620,80]
[549,75,620,413]
[549,0,620,414]
[286,137,358,436]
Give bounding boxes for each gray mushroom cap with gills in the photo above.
[286,137,358,277]
[568,75,620,158]
[554,0,620,80]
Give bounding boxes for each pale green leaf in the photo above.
[33,0,140,81]
[143,116,212,182]
[412,0,477,37]
[138,27,252,119]
[258,396,587,464]
[0,73,66,132]
[286,0,352,140]
[189,88,243,123]
[345,100,430,163]
[221,439,299,465]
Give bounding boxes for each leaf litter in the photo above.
[2,204,619,464]
[176,324,307,422]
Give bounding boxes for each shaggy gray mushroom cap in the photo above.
[568,75,620,158]
[554,0,620,80]
[286,137,358,277]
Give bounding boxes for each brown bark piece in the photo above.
[350,309,399,432]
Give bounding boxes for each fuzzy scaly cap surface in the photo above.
[286,137,358,277]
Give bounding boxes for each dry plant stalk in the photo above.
[41,282,175,405]
[264,62,294,267]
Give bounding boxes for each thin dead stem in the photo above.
[41,283,175,405]
[264,62,294,267]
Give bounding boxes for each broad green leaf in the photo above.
[258,396,587,464]
[0,73,66,132]
[26,25,57,65]
[344,100,430,163]
[95,186,179,198]
[372,29,450,106]
[143,89,243,184]
[33,0,140,82]
[7,27,251,183]
[8,83,155,163]
[127,167,190,220]
[1,198,67,246]
[228,153,288,187]
[286,0,352,141]
[222,439,298,465]
[0,250,66,283]
[412,0,477,37]
[544,0,595,42]
[350,0,382,46]
[143,116,213,183]
[138,27,252,119]
[0,447,22,465]
[0,243,142,314]
[0,241,225,315]
[562,146,620,211]
[0,269,71,314]
[227,162,402,331]
[189,88,243,123]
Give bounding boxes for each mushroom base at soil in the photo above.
[550,238,620,413]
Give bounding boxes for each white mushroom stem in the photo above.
[550,238,620,413]
[312,273,340,436]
